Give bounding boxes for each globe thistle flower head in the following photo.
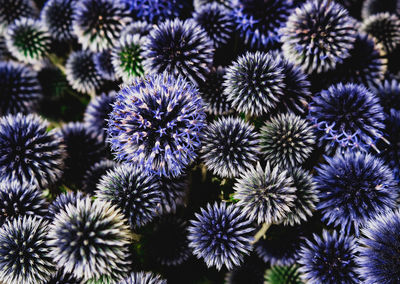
[0,181,47,226]
[223,51,285,116]
[298,230,358,284]
[107,72,206,178]
[46,269,82,284]
[308,83,386,152]
[128,0,190,23]
[234,162,296,225]
[112,33,145,82]
[65,50,104,95]
[5,17,51,64]
[120,21,152,39]
[118,272,166,284]
[143,19,214,84]
[264,265,303,284]
[361,12,400,53]
[72,0,130,52]
[0,61,42,115]
[193,3,234,48]
[41,0,76,42]
[315,151,399,236]
[93,50,116,81]
[96,164,162,229]
[82,159,117,195]
[370,79,400,115]
[48,191,85,219]
[84,91,116,139]
[194,0,233,10]
[281,0,357,74]
[188,202,254,270]
[380,109,400,178]
[0,216,54,284]
[357,209,400,284]
[260,113,315,169]
[198,66,232,115]
[232,0,292,49]
[201,116,259,178]
[56,122,105,187]
[48,198,130,281]
[0,0,38,34]
[157,174,187,214]
[0,113,65,188]
[362,0,400,19]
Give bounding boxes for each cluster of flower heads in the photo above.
[1,0,400,283]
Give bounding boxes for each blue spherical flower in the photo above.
[118,272,166,284]
[188,202,255,270]
[361,12,400,53]
[72,0,130,52]
[194,0,232,10]
[65,50,104,95]
[281,0,357,74]
[5,17,51,64]
[0,61,42,115]
[260,113,315,169]
[362,0,400,19]
[93,50,117,81]
[84,91,116,138]
[234,162,296,225]
[264,265,303,284]
[48,198,130,281]
[223,51,285,116]
[0,216,54,284]
[157,174,187,214]
[193,3,234,48]
[232,0,292,48]
[357,209,400,284]
[0,0,38,34]
[96,164,162,229]
[0,113,65,188]
[308,83,386,152]
[46,269,82,284]
[380,109,400,178]
[127,0,190,23]
[315,151,399,235]
[82,159,117,195]
[298,230,358,284]
[107,72,206,177]
[48,191,85,219]
[143,19,214,84]
[120,21,152,39]
[0,181,47,226]
[371,79,400,116]
[56,122,106,188]
[201,116,259,178]
[41,0,76,42]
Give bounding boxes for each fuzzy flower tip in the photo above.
[107,72,206,178]
[118,272,166,284]
[188,202,255,271]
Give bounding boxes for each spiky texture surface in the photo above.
[56,122,105,187]
[128,0,190,23]
[96,164,162,229]
[234,162,296,225]
[188,202,254,270]
[223,51,284,116]
[93,50,116,81]
[72,0,130,52]
[201,116,259,178]
[48,198,130,281]
[0,61,42,115]
[362,0,400,19]
[112,33,145,82]
[0,216,54,284]
[380,109,400,178]
[65,50,103,94]
[371,79,400,116]
[357,210,400,284]
[198,66,231,115]
[298,230,358,284]
[281,0,357,74]
[260,113,315,169]
[0,0,38,34]
[308,83,385,152]
[41,0,76,41]
[46,269,82,284]
[361,12,400,53]
[5,17,50,64]
[0,113,65,188]
[264,265,303,284]
[84,91,116,138]
[48,191,85,219]
[120,21,152,39]
[315,151,399,236]
[157,174,187,214]
[107,72,205,177]
[82,159,117,195]
[143,19,214,84]
[193,3,233,48]
[233,0,292,48]
[118,272,166,284]
[194,0,232,10]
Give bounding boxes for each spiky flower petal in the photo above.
[82,159,117,195]
[41,0,76,41]
[0,0,38,34]
[48,191,85,219]
[118,272,166,284]
[370,79,400,115]
[128,0,190,23]
[120,21,152,39]
[94,50,116,81]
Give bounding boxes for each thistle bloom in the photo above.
[48,191,85,219]
[120,21,152,39]
[0,0,38,34]
[93,50,116,81]
[41,0,76,42]
[107,72,206,177]
[127,0,189,23]
[188,202,254,270]
[82,159,117,195]
[370,79,400,115]
[118,272,166,284]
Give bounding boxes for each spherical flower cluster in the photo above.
[119,272,166,284]
[93,50,116,81]
[120,21,152,39]
[370,79,400,115]
[48,191,85,219]
[107,72,206,177]
[82,159,117,195]
[128,0,189,23]
[41,0,76,42]
[0,0,38,34]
